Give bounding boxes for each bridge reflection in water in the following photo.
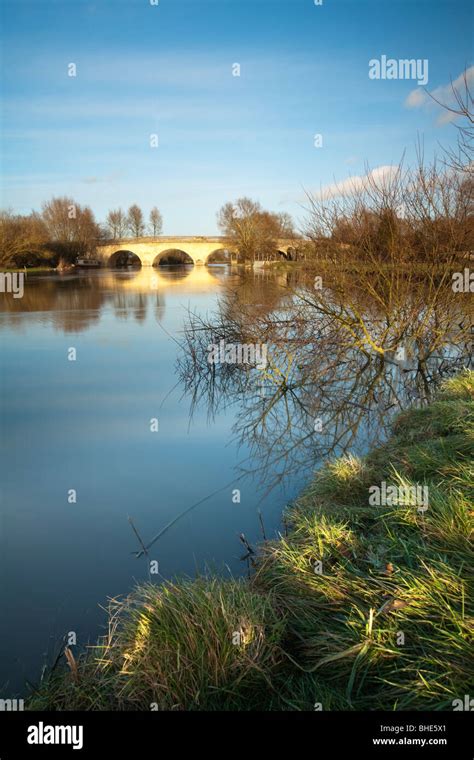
[1,266,292,335]
[0,266,308,695]
[102,264,223,294]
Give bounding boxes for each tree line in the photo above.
[1,173,471,269]
[1,71,472,269]
[105,205,163,239]
[1,80,472,270]
[0,195,299,268]
[0,201,164,267]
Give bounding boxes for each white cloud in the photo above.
[309,165,400,201]
[405,65,474,124]
[405,88,428,108]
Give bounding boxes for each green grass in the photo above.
[29,579,287,711]
[27,370,474,711]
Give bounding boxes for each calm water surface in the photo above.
[0,266,305,694]
[2,264,470,696]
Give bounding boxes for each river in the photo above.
[1,263,471,697]
[0,266,305,695]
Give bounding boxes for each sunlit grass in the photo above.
[254,370,473,709]
[29,579,286,710]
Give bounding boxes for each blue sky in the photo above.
[1,0,472,234]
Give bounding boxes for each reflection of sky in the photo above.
[0,270,304,695]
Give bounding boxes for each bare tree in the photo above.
[127,204,145,238]
[277,211,296,238]
[304,154,471,265]
[427,68,474,174]
[106,208,127,239]
[41,197,99,261]
[149,207,163,236]
[0,210,48,266]
[178,264,472,494]
[217,197,294,263]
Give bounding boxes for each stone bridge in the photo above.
[96,236,297,267]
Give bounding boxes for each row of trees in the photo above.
[106,205,163,239]
[2,177,471,269]
[0,193,295,268]
[215,164,472,265]
[1,70,471,269]
[219,74,473,264]
[0,200,165,267]
[1,72,472,269]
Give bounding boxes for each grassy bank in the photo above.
[28,371,473,711]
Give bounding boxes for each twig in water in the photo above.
[257,509,267,541]
[239,533,255,557]
[128,516,149,558]
[134,474,247,558]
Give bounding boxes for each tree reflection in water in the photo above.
[178,267,473,493]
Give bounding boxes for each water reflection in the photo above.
[178,270,473,492]
[0,265,471,695]
[1,266,225,332]
[1,266,309,695]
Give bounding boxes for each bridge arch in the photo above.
[275,247,297,261]
[207,248,232,264]
[108,250,142,268]
[96,237,299,267]
[153,249,194,267]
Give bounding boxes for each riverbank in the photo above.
[28,370,473,711]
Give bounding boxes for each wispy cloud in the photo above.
[305,166,400,201]
[405,66,474,124]
[81,172,124,184]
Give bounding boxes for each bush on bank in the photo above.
[28,371,473,711]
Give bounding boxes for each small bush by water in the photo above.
[28,371,473,711]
